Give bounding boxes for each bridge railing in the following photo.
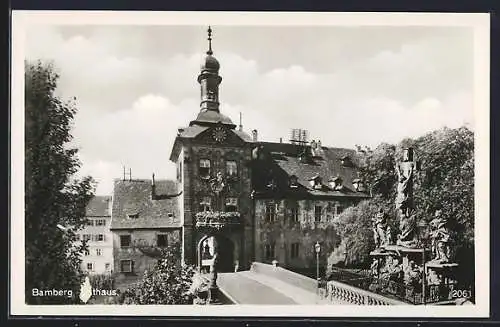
[250,262,407,305]
[326,279,408,305]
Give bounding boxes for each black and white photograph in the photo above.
[11,11,490,317]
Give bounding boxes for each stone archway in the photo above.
[196,233,236,273]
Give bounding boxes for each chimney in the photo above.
[279,137,283,143]
[151,173,156,200]
[106,197,112,216]
[252,129,258,142]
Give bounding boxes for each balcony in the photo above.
[195,211,242,230]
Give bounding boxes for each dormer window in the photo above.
[225,197,238,212]
[127,213,139,219]
[199,159,211,178]
[226,160,237,176]
[341,155,353,167]
[308,175,322,190]
[289,175,299,188]
[167,213,174,219]
[329,176,343,190]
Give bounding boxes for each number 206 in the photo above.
[450,290,471,298]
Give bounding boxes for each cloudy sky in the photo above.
[25,23,474,195]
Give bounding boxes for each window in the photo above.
[225,197,238,212]
[83,234,91,242]
[199,196,212,212]
[335,205,344,216]
[226,161,238,176]
[199,159,211,178]
[291,243,299,259]
[95,234,105,242]
[265,203,277,222]
[87,263,94,271]
[291,207,299,223]
[105,263,111,270]
[83,249,90,256]
[120,260,133,273]
[315,205,323,222]
[120,235,131,248]
[96,248,102,256]
[95,219,106,226]
[265,243,275,261]
[86,219,94,226]
[128,213,139,219]
[167,213,174,219]
[157,234,168,247]
[289,175,298,188]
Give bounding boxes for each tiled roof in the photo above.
[86,196,111,216]
[110,179,181,230]
[255,142,369,199]
[234,130,253,142]
[177,125,208,138]
[189,110,236,127]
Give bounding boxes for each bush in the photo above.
[118,243,197,305]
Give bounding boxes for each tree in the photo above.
[342,126,474,275]
[333,199,385,267]
[25,60,95,304]
[119,243,197,305]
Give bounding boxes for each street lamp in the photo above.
[315,242,321,298]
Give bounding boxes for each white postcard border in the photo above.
[10,10,490,317]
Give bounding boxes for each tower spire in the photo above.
[207,26,213,55]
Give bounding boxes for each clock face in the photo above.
[212,127,227,142]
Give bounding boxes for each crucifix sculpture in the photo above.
[395,147,419,248]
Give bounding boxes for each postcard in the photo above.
[11,10,490,317]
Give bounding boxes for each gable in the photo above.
[195,125,247,147]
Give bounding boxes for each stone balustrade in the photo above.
[326,280,408,305]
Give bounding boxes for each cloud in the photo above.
[25,25,474,195]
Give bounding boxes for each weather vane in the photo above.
[207,25,213,55]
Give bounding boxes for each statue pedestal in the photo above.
[424,262,460,303]
[369,245,431,304]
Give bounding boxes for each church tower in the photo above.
[170,26,254,272]
[190,27,236,128]
[198,26,222,112]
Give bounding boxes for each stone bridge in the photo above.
[216,262,407,305]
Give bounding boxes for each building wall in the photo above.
[77,215,113,275]
[254,198,359,270]
[112,228,181,287]
[180,140,254,269]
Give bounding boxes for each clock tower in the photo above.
[170,27,255,272]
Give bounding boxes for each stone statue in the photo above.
[385,225,393,245]
[427,269,442,286]
[395,148,419,248]
[397,208,418,248]
[388,258,403,283]
[404,260,422,289]
[395,160,414,213]
[370,258,379,277]
[429,209,452,263]
[372,209,387,248]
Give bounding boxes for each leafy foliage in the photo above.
[119,243,197,304]
[25,60,95,304]
[335,127,474,270]
[333,200,378,266]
